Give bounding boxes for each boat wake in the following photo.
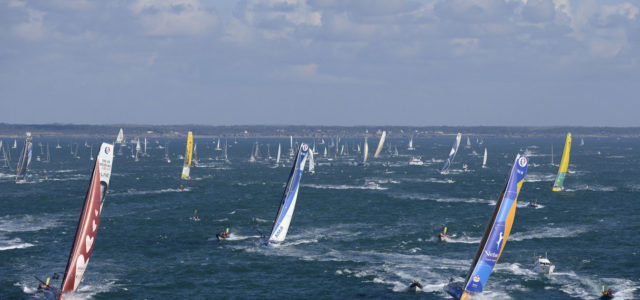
[509,225,589,242]
[111,187,191,196]
[304,183,388,190]
[0,235,34,251]
[399,177,455,184]
[524,173,556,182]
[0,214,59,233]
[392,193,495,205]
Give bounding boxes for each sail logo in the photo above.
[473,275,480,282]
[104,146,111,154]
[302,144,309,151]
[518,156,527,167]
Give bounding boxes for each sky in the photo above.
[1,0,639,126]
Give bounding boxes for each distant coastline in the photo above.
[0,123,639,139]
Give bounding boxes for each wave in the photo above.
[392,193,495,205]
[399,177,455,184]
[509,225,589,242]
[0,236,34,251]
[111,187,190,196]
[304,183,388,191]
[524,173,556,182]
[0,214,59,233]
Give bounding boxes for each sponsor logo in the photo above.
[104,146,111,154]
[518,156,527,167]
[473,275,480,282]
[302,144,309,151]
[496,232,503,247]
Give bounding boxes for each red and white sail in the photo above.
[60,143,114,293]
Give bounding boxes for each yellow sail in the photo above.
[552,133,571,191]
[181,131,193,179]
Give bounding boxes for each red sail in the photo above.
[61,160,103,292]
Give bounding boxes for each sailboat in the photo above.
[465,136,471,149]
[441,133,462,174]
[38,143,114,299]
[446,155,529,299]
[482,147,487,168]
[223,139,230,163]
[15,132,33,183]
[164,142,171,163]
[249,143,256,163]
[215,138,222,151]
[262,144,313,244]
[274,143,281,167]
[56,140,63,149]
[289,136,294,158]
[115,129,124,144]
[580,138,584,146]
[12,139,17,149]
[408,137,415,150]
[89,145,94,161]
[363,137,369,165]
[143,138,149,157]
[181,131,193,179]
[552,132,572,192]
[192,144,199,167]
[374,131,386,158]
[134,139,141,162]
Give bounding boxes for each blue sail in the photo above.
[266,143,310,243]
[441,133,462,174]
[447,154,528,299]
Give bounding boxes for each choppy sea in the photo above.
[1,136,638,299]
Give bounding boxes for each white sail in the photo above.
[135,139,141,152]
[308,149,315,173]
[143,138,147,155]
[216,138,221,150]
[276,143,281,164]
[374,131,386,158]
[466,136,471,148]
[482,147,487,168]
[115,129,124,144]
[323,146,327,157]
[408,137,415,150]
[363,137,369,164]
[289,136,294,157]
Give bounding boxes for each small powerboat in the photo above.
[216,228,230,241]
[408,157,424,166]
[534,254,555,275]
[408,280,423,292]
[364,180,380,189]
[528,201,538,208]
[600,285,615,299]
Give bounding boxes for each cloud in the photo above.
[129,0,217,36]
[12,8,45,40]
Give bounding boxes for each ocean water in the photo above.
[1,137,638,299]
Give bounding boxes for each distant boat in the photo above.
[89,144,94,161]
[482,147,487,168]
[465,136,471,148]
[181,131,193,179]
[143,138,149,157]
[275,143,281,166]
[249,143,256,163]
[409,157,423,166]
[552,133,571,192]
[38,143,114,299]
[115,128,124,144]
[438,226,449,242]
[15,132,33,183]
[224,139,230,163]
[374,131,386,158]
[164,142,171,163]
[192,144,199,167]
[215,138,222,151]
[263,144,313,244]
[12,139,17,149]
[363,136,369,164]
[135,139,141,162]
[580,138,584,146]
[56,140,63,149]
[408,137,415,151]
[323,146,327,158]
[446,155,529,299]
[441,133,462,174]
[289,136,294,158]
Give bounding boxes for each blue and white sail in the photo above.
[441,133,462,174]
[267,143,312,243]
[446,155,528,300]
